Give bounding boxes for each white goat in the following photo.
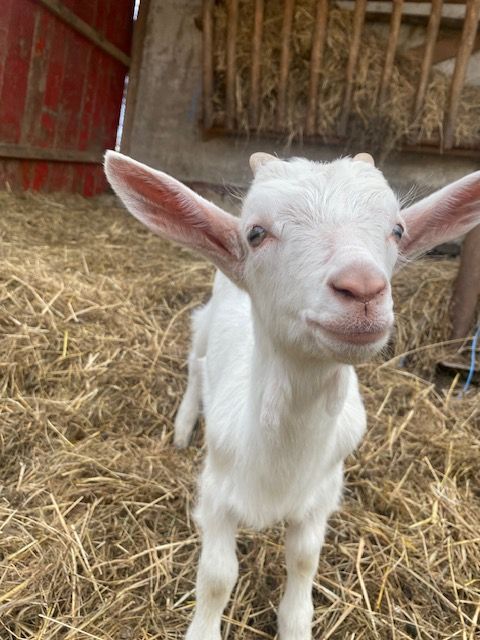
[105,150,480,640]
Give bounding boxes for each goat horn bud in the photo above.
[249,152,277,175]
[353,152,375,166]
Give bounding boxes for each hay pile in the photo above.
[212,2,480,154]
[0,191,478,639]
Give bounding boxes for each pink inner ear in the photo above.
[105,152,245,281]
[125,168,237,259]
[401,172,480,256]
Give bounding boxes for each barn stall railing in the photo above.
[202,0,480,156]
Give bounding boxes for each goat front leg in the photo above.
[186,503,238,640]
[277,512,327,640]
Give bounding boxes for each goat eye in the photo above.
[392,223,404,241]
[247,225,267,247]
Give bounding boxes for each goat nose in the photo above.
[329,268,387,303]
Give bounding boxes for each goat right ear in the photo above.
[104,151,246,285]
[400,171,480,259]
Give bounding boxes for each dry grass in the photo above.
[211,2,480,155]
[0,191,478,639]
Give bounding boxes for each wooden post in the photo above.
[412,0,443,122]
[337,0,367,137]
[306,0,328,136]
[450,225,480,340]
[202,0,214,130]
[121,0,150,154]
[249,0,264,130]
[225,0,239,131]
[443,0,480,150]
[276,0,296,130]
[378,0,404,108]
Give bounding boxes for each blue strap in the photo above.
[462,325,480,394]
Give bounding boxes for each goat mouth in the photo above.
[319,325,389,345]
[304,313,390,345]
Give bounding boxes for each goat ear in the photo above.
[400,171,480,258]
[249,152,277,175]
[104,151,245,284]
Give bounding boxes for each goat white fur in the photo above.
[105,151,480,640]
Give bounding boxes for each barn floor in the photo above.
[0,191,478,640]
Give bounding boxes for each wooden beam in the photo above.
[249,0,264,129]
[37,0,131,67]
[202,0,215,131]
[378,0,404,107]
[411,32,480,65]
[121,0,150,154]
[366,12,464,29]
[0,144,103,164]
[306,0,329,136]
[276,0,296,129]
[413,0,443,122]
[444,0,480,149]
[225,0,239,130]
[338,0,367,136]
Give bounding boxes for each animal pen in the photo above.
[0,1,479,639]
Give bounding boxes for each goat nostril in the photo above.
[331,284,356,299]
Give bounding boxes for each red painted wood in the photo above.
[0,0,36,143]
[0,0,134,195]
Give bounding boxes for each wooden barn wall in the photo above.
[0,0,134,195]
[128,0,479,193]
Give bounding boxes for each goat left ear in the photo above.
[400,171,480,258]
[104,151,246,285]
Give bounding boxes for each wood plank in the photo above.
[225,0,239,130]
[249,0,264,129]
[306,0,328,136]
[378,0,404,107]
[0,0,36,143]
[277,0,296,129]
[410,32,480,64]
[0,0,12,104]
[37,0,131,67]
[202,0,214,131]
[338,0,367,136]
[0,143,103,163]
[366,12,464,29]
[444,0,480,149]
[120,0,149,152]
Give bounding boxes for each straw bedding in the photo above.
[211,2,480,154]
[0,191,478,639]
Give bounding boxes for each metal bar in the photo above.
[444,0,480,149]
[306,0,328,136]
[0,143,103,164]
[276,0,296,129]
[249,0,264,129]
[202,0,214,130]
[121,0,150,154]
[338,0,367,136]
[378,0,404,107]
[36,0,131,67]
[225,0,239,130]
[413,0,443,120]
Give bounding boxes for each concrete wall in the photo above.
[128,0,480,196]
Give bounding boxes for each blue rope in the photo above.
[462,325,480,394]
